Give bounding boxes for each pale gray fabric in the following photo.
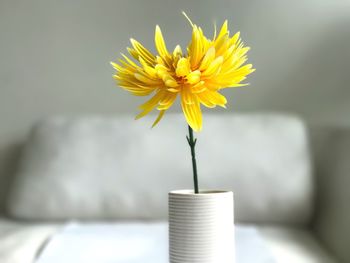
[0,218,58,263]
[258,225,337,263]
[6,114,312,224]
[311,127,350,263]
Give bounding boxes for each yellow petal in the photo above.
[189,25,203,68]
[182,11,194,27]
[229,31,240,46]
[181,86,194,104]
[209,91,227,107]
[214,34,229,56]
[127,47,139,60]
[155,25,170,58]
[155,64,169,78]
[119,85,154,96]
[219,83,249,90]
[216,20,228,41]
[120,54,138,68]
[181,93,202,132]
[130,38,156,65]
[110,62,123,72]
[186,70,201,84]
[165,78,179,88]
[139,57,157,78]
[157,93,177,110]
[202,56,223,77]
[162,74,179,88]
[191,81,207,93]
[212,22,217,41]
[223,56,248,73]
[176,57,190,77]
[199,90,227,108]
[173,45,183,57]
[197,92,216,108]
[134,73,160,85]
[167,87,180,93]
[136,90,165,119]
[199,47,215,71]
[227,63,254,77]
[152,110,166,128]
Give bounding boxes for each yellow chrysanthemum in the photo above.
[111,13,255,132]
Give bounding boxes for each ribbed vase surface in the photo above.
[169,190,234,263]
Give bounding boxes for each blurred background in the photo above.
[0,0,350,261]
[0,0,350,212]
[1,0,350,199]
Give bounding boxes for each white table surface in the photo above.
[36,222,275,263]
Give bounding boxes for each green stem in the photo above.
[186,125,199,194]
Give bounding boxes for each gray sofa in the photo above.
[0,114,349,262]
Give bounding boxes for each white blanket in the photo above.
[36,222,275,263]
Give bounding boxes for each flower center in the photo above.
[174,57,201,85]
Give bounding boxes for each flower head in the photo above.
[111,13,255,132]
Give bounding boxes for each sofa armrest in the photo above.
[310,126,350,263]
[0,218,59,263]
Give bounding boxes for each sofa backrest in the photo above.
[5,114,313,224]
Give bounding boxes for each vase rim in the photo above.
[169,189,233,196]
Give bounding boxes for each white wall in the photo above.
[1,0,350,210]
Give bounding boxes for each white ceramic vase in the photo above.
[169,190,234,263]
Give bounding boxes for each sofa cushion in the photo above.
[6,114,312,224]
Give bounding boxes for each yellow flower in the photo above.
[111,12,255,132]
